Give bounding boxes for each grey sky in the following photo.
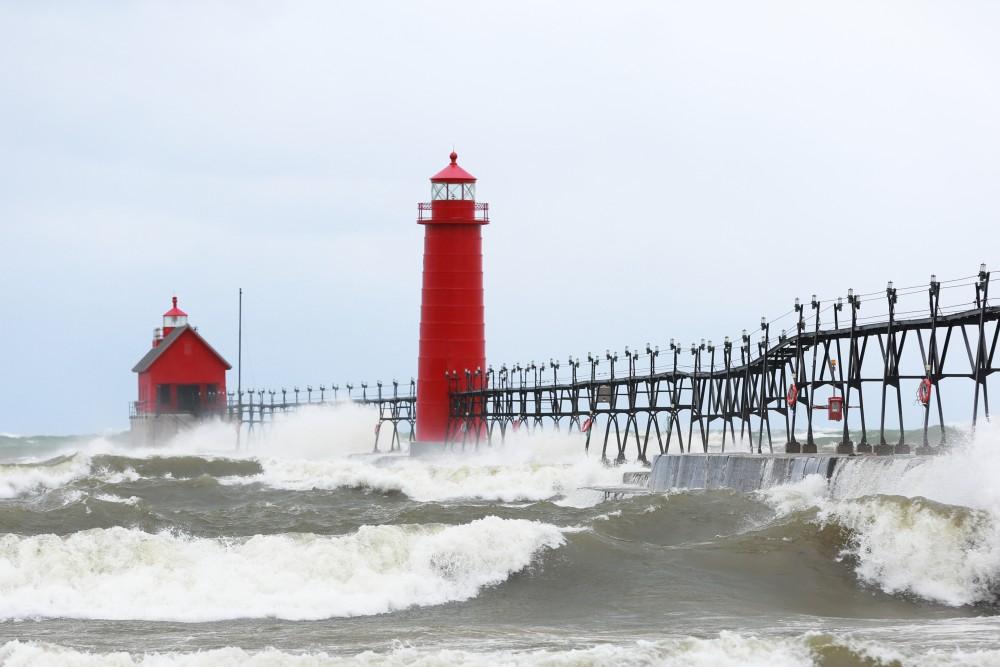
[1,2,997,434]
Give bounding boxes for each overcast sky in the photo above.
[1,2,997,435]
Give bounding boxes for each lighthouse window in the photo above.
[431,183,474,200]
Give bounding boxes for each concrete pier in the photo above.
[649,453,840,492]
[645,452,934,493]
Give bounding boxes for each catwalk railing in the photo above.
[447,267,998,463]
[226,380,415,452]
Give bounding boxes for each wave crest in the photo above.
[237,454,622,505]
[0,454,92,499]
[0,517,564,621]
[92,454,263,479]
[820,495,1000,606]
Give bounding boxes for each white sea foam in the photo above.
[0,632,817,666]
[0,517,564,622]
[92,493,141,505]
[0,429,141,499]
[757,473,829,516]
[0,455,142,503]
[825,618,1000,666]
[0,454,93,499]
[5,630,1000,667]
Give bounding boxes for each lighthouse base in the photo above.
[408,441,452,458]
[129,413,200,447]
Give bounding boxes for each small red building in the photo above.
[131,297,231,418]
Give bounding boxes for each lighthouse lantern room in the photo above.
[130,297,231,444]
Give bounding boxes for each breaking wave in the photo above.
[5,630,1000,666]
[758,426,1000,608]
[241,453,623,505]
[7,409,1000,617]
[0,517,564,622]
[0,454,92,499]
[0,452,260,502]
[0,405,624,506]
[819,495,1000,607]
[0,633,818,667]
[93,454,264,479]
[0,449,621,507]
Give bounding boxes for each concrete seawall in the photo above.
[646,452,932,493]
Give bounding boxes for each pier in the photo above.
[236,267,996,465]
[447,270,997,463]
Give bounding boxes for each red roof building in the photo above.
[132,297,231,416]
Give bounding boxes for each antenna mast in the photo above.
[237,287,242,450]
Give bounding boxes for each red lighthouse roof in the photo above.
[430,151,476,182]
[132,325,232,373]
[163,296,187,318]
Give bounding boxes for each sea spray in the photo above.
[755,473,829,516]
[168,404,626,505]
[166,403,382,459]
[834,422,1000,514]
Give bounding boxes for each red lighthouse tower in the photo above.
[415,152,489,443]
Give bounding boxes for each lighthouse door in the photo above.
[177,384,201,414]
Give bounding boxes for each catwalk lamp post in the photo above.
[646,343,659,376]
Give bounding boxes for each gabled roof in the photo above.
[132,324,233,373]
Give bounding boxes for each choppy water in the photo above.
[1,405,999,666]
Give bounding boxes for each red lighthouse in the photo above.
[130,297,231,444]
[415,152,489,442]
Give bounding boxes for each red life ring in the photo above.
[374,422,381,435]
[786,384,799,406]
[512,420,521,433]
[581,416,594,433]
[917,378,932,406]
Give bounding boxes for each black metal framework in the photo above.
[448,269,998,463]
